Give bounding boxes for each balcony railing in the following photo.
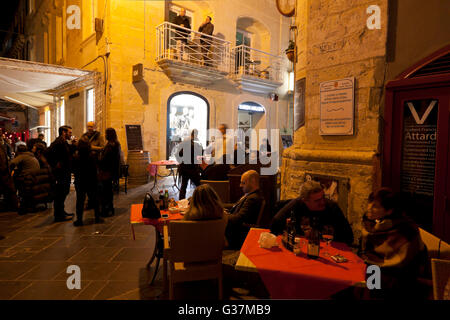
[232,45,283,83]
[156,22,231,73]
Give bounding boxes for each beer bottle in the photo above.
[164,189,169,210]
[307,217,320,259]
[287,210,296,250]
[159,191,164,209]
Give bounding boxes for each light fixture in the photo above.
[288,71,294,93]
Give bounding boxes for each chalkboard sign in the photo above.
[125,125,143,151]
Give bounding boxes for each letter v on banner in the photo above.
[407,100,437,125]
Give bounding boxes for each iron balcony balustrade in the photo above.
[231,45,283,94]
[156,22,231,86]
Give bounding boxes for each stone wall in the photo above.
[283,0,389,242]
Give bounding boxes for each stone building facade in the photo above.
[283,0,450,241]
[24,0,293,164]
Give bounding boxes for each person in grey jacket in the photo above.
[198,16,214,66]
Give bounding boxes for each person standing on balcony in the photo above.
[172,8,191,60]
[198,16,214,67]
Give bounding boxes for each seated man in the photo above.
[9,145,41,214]
[270,180,354,245]
[225,170,264,249]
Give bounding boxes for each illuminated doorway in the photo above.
[167,92,209,160]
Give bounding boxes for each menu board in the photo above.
[400,99,438,197]
[125,124,143,151]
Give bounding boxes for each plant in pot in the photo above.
[285,40,295,62]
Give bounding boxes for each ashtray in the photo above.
[331,254,348,263]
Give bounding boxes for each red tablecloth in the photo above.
[240,229,367,299]
[147,160,179,177]
[130,203,183,233]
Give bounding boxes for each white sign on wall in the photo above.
[319,77,355,135]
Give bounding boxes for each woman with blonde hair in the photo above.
[184,184,224,221]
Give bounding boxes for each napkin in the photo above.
[258,232,278,248]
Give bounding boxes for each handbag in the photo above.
[142,192,161,219]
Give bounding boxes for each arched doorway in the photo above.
[383,45,450,242]
[237,101,265,151]
[167,92,209,160]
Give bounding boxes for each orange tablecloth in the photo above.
[147,160,179,177]
[240,229,367,299]
[130,203,183,233]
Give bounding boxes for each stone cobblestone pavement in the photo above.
[0,177,269,300]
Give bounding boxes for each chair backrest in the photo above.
[200,180,230,203]
[168,217,227,263]
[431,259,450,300]
[419,228,450,260]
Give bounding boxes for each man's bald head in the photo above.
[87,121,96,134]
[240,170,260,194]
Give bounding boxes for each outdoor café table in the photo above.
[235,228,367,299]
[130,203,183,284]
[147,160,179,192]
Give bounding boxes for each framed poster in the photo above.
[319,77,354,135]
[293,77,306,131]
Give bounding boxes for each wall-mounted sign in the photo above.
[293,77,306,131]
[238,104,265,113]
[319,77,354,135]
[125,124,143,151]
[132,63,143,83]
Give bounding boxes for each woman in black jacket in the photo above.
[99,128,120,217]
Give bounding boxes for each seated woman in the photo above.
[184,184,224,221]
[360,188,428,298]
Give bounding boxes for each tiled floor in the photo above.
[0,177,269,300]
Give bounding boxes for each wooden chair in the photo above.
[163,217,227,300]
[200,180,230,204]
[242,199,266,229]
[431,259,450,300]
[419,228,450,260]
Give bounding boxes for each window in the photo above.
[86,88,94,123]
[82,0,97,39]
[56,98,65,129]
[44,108,51,145]
[236,29,252,47]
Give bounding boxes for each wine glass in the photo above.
[321,225,334,257]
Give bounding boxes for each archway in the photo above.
[167,92,209,160]
[237,101,266,152]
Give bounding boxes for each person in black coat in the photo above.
[172,8,191,43]
[46,126,76,222]
[98,128,121,217]
[176,129,203,200]
[0,138,19,211]
[225,170,264,249]
[270,180,354,245]
[73,135,101,226]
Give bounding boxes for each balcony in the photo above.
[156,22,231,86]
[231,45,283,94]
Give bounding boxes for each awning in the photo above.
[0,57,93,108]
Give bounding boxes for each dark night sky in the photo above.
[0,1,21,49]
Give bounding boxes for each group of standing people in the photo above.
[47,122,121,226]
[0,122,121,227]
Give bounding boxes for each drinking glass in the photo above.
[321,225,334,257]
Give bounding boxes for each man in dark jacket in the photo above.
[270,180,354,245]
[10,145,40,177]
[172,8,191,60]
[27,133,47,151]
[198,16,214,66]
[176,129,203,200]
[0,139,19,211]
[225,170,264,249]
[46,126,76,222]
